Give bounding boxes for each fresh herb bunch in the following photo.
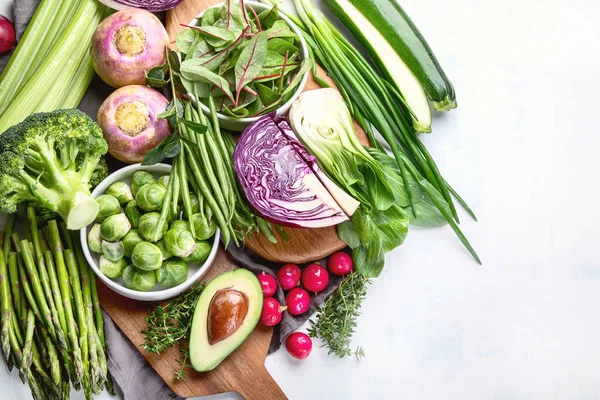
[308,272,369,359]
[175,0,313,118]
[142,282,206,354]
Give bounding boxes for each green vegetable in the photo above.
[136,183,167,212]
[323,0,456,112]
[190,213,216,241]
[0,0,106,131]
[105,182,133,205]
[99,256,126,279]
[131,170,155,196]
[122,229,144,258]
[96,194,121,223]
[156,259,188,287]
[122,265,157,291]
[158,175,170,187]
[184,194,201,216]
[131,242,163,271]
[156,239,173,261]
[164,228,196,258]
[101,241,124,262]
[170,220,190,232]
[182,241,211,264]
[100,214,131,242]
[88,224,103,253]
[138,212,168,242]
[0,109,109,230]
[124,200,143,229]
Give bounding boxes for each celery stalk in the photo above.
[58,52,96,109]
[0,0,104,132]
[0,0,77,114]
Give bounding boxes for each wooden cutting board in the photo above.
[165,0,369,264]
[99,248,287,399]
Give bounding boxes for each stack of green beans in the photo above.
[0,209,114,400]
[164,98,278,247]
[259,0,479,263]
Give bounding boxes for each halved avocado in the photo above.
[189,268,263,372]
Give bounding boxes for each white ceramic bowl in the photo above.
[80,163,220,301]
[187,1,310,132]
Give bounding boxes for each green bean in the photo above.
[154,165,175,242]
[171,156,181,216]
[176,155,196,236]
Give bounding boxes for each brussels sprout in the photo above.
[182,241,211,264]
[131,170,155,196]
[122,265,156,292]
[100,214,131,242]
[138,212,168,242]
[183,194,200,217]
[131,242,163,271]
[156,259,188,287]
[190,213,216,240]
[164,228,196,258]
[106,182,134,205]
[99,256,127,279]
[124,200,142,229]
[135,183,166,212]
[95,195,121,223]
[156,239,173,261]
[122,229,144,258]
[170,220,189,232]
[101,240,124,262]
[88,224,103,253]
[158,175,170,187]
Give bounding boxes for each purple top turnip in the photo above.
[97,85,170,164]
[91,9,169,88]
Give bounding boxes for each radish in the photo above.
[277,263,301,290]
[285,287,310,316]
[301,263,329,293]
[260,298,286,327]
[257,272,277,298]
[328,252,353,276]
[286,332,312,359]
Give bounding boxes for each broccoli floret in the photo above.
[0,109,109,230]
[90,157,109,189]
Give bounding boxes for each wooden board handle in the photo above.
[234,366,288,400]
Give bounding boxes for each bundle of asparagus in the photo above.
[0,208,114,399]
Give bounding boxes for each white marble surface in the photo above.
[2,0,600,398]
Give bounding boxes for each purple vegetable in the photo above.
[91,9,169,88]
[97,0,184,12]
[0,15,16,54]
[234,114,359,228]
[97,85,170,164]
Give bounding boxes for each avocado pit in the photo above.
[207,288,249,345]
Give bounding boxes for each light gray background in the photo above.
[1,0,599,398]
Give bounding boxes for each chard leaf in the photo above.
[279,57,313,97]
[245,95,263,115]
[192,25,237,48]
[265,20,297,39]
[258,6,279,30]
[256,83,278,106]
[187,38,213,60]
[181,59,235,103]
[181,77,211,98]
[219,0,247,31]
[234,31,268,106]
[201,7,221,26]
[268,38,299,56]
[176,29,198,54]
[197,26,248,72]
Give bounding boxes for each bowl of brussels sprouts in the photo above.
[80,163,220,301]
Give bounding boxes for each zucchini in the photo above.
[324,0,457,120]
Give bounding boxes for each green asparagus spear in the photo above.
[0,249,11,362]
[20,310,35,374]
[3,214,15,262]
[90,272,104,346]
[64,249,88,379]
[43,250,67,342]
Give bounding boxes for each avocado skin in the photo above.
[189,268,263,372]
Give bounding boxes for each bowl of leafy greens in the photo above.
[176,0,312,131]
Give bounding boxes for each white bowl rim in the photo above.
[188,0,310,124]
[80,163,221,302]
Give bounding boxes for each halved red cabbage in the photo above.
[98,0,183,12]
[234,114,359,229]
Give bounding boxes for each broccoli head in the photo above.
[0,109,109,230]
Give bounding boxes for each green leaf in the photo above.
[218,0,248,32]
[142,134,181,165]
[352,240,385,278]
[168,49,181,74]
[255,83,278,106]
[145,65,168,88]
[265,20,297,39]
[187,38,213,60]
[201,7,221,26]
[172,74,188,94]
[196,27,248,72]
[180,119,208,134]
[181,59,235,103]
[279,57,313,97]
[374,205,409,252]
[258,6,278,29]
[181,77,211,98]
[268,38,299,56]
[194,25,237,48]
[234,31,268,106]
[337,220,360,249]
[176,29,198,54]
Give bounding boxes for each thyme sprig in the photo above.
[307,272,370,359]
